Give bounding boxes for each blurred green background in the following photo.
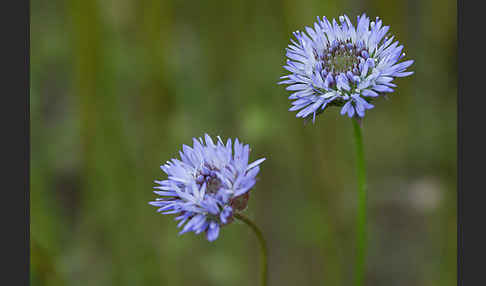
[31,0,456,285]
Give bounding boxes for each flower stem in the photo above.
[234,213,268,286]
[352,118,367,286]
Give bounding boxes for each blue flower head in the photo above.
[279,14,414,122]
[149,134,265,242]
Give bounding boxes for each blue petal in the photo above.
[206,222,220,242]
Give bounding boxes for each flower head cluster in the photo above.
[149,134,265,241]
[279,13,414,121]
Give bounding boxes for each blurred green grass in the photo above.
[31,0,456,285]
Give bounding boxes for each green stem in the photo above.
[234,213,268,286]
[352,119,367,286]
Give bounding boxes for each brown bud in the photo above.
[230,192,250,211]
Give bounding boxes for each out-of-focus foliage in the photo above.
[31,0,456,285]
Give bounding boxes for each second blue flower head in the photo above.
[279,13,414,122]
[150,134,265,241]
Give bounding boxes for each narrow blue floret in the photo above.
[279,13,414,121]
[149,134,265,242]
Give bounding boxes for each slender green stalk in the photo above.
[234,213,268,286]
[352,119,367,286]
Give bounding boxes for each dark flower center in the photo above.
[318,40,369,77]
[205,176,221,194]
[196,165,222,194]
[328,53,359,73]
